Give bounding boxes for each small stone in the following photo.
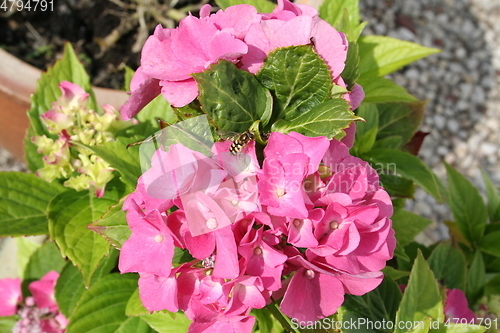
[447,119,460,133]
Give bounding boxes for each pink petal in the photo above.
[118,210,174,276]
[159,78,200,107]
[281,268,344,322]
[138,272,179,312]
[444,289,477,323]
[0,278,22,316]
[28,271,59,311]
[310,18,348,79]
[120,75,161,120]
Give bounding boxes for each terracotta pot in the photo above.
[0,49,129,163]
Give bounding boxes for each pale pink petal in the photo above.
[310,18,348,78]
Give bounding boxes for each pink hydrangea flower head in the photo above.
[121,14,250,119]
[240,0,347,77]
[0,278,22,316]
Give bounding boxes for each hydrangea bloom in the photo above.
[32,81,134,197]
[0,271,67,333]
[120,0,363,120]
[119,132,395,331]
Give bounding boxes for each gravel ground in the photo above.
[1,0,499,244]
[359,0,500,243]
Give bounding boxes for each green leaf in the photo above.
[0,172,65,236]
[363,149,444,202]
[341,276,402,325]
[352,103,378,155]
[359,77,418,104]
[479,231,500,257]
[376,101,427,147]
[342,39,360,89]
[372,136,403,150]
[257,45,333,121]
[193,61,273,132]
[135,94,177,127]
[445,163,487,246]
[395,251,444,333]
[485,274,500,295]
[172,247,195,265]
[252,307,286,333]
[427,241,467,291]
[80,137,142,188]
[319,0,360,31]
[48,187,123,286]
[391,208,432,248]
[379,173,416,198]
[271,98,359,139]
[140,311,192,333]
[0,317,17,332]
[126,288,150,316]
[123,66,135,91]
[24,127,45,172]
[88,200,130,250]
[382,266,410,281]
[214,0,275,12]
[358,35,440,79]
[394,241,411,264]
[23,241,66,283]
[481,170,500,223]
[466,251,485,306]
[116,317,155,333]
[15,237,44,279]
[56,250,118,318]
[66,273,138,333]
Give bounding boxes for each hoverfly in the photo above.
[229,130,255,156]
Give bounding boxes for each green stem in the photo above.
[266,301,302,333]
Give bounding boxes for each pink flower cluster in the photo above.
[119,131,395,332]
[0,271,67,333]
[121,0,363,120]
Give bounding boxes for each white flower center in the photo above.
[206,218,218,230]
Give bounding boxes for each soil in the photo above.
[0,0,205,89]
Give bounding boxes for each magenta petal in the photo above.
[118,211,174,276]
[188,315,255,333]
[160,79,199,107]
[28,271,59,311]
[281,268,344,322]
[336,271,383,295]
[444,289,477,323]
[0,278,22,316]
[212,226,239,279]
[348,83,365,110]
[120,76,161,120]
[138,273,179,312]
